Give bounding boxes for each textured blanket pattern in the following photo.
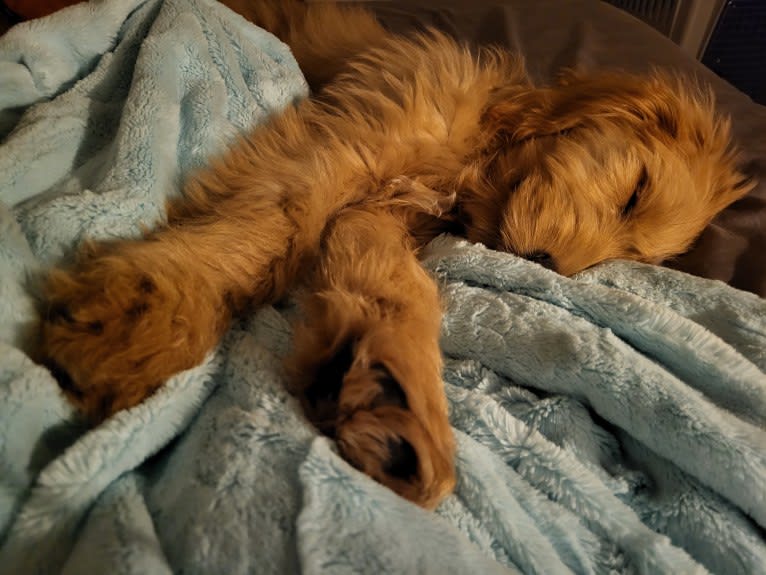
[1,1,765,574]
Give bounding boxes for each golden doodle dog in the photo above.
[38,0,754,508]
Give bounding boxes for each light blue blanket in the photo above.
[1,1,764,574]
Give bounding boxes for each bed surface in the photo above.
[355,0,766,297]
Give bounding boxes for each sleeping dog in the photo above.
[39,0,753,508]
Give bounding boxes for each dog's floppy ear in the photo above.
[483,69,694,146]
[480,70,631,145]
[550,69,715,141]
[481,87,561,146]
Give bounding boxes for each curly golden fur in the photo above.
[38,0,754,508]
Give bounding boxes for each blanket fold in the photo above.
[0,1,764,574]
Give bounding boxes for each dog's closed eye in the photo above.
[622,166,648,217]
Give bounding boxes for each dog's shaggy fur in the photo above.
[38,0,754,508]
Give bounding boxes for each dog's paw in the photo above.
[39,253,220,421]
[295,339,456,509]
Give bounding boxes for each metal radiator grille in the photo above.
[605,0,763,104]
[603,0,680,35]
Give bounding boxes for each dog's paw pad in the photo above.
[290,339,455,508]
[302,341,356,434]
[384,436,418,479]
[44,359,83,399]
[369,363,408,409]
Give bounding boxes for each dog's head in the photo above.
[461,70,754,275]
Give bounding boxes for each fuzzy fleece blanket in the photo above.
[1,1,765,574]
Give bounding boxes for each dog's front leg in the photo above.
[289,206,456,509]
[37,184,308,421]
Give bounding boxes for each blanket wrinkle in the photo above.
[445,382,702,574]
[0,0,146,106]
[0,1,765,574]
[434,267,765,528]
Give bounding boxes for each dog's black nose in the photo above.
[523,251,556,271]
